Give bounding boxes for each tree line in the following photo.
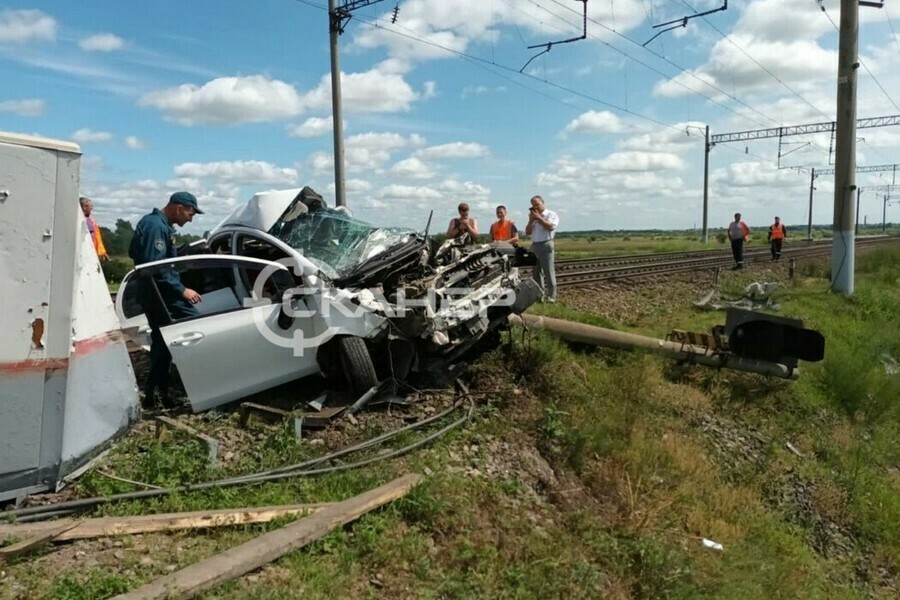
[99,219,203,283]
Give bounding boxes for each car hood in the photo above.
[210,188,304,234]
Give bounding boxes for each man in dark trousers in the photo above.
[767,216,786,260]
[727,212,750,269]
[129,191,203,407]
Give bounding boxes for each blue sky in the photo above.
[2,0,899,235]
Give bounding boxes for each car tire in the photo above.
[338,336,378,396]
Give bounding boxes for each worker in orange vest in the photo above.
[489,205,519,245]
[727,212,750,269]
[767,216,787,261]
[80,196,109,261]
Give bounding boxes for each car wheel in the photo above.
[338,336,378,396]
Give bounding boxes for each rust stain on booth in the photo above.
[31,318,44,349]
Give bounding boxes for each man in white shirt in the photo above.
[525,194,560,302]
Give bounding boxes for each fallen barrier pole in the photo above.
[111,474,421,600]
[510,314,799,380]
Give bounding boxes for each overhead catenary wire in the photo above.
[295,0,809,173]
[680,0,833,123]
[815,0,900,113]
[359,9,792,182]
[352,10,680,131]
[885,1,900,57]
[678,0,835,160]
[545,0,781,130]
[300,0,795,138]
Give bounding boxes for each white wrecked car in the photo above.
[116,187,540,411]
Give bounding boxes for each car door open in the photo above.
[118,255,322,412]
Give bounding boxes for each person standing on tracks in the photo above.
[727,212,750,270]
[489,205,519,244]
[526,194,560,302]
[767,216,786,261]
[446,202,479,242]
[129,191,203,408]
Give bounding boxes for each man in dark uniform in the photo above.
[129,191,204,407]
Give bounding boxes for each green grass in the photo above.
[4,245,900,600]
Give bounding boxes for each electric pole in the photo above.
[831,0,859,294]
[327,0,385,207]
[328,0,346,207]
[808,167,816,240]
[855,186,861,235]
[702,125,710,244]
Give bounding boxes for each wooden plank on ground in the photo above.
[0,522,77,564]
[0,503,331,543]
[111,473,422,600]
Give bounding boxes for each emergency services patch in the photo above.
[154,238,165,251]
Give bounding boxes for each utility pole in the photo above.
[328,0,346,207]
[807,167,816,240]
[831,0,859,295]
[702,125,710,244]
[855,187,861,235]
[884,194,889,233]
[326,0,384,207]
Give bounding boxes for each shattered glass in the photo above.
[269,206,414,279]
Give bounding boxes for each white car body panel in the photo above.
[160,302,319,412]
[116,255,330,412]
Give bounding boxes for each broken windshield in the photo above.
[269,205,414,279]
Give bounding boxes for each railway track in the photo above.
[551,236,897,287]
[110,237,897,301]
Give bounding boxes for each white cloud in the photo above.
[173,160,299,185]
[0,9,56,44]
[83,179,242,235]
[140,75,302,125]
[71,128,113,144]
[343,132,425,171]
[0,98,44,116]
[375,184,443,201]
[712,161,807,188]
[415,142,488,159]
[79,33,124,52]
[563,111,623,135]
[461,84,506,98]
[390,157,434,179]
[124,135,145,150]
[310,152,334,176]
[595,151,684,172]
[618,123,703,153]
[299,64,421,114]
[351,0,645,65]
[437,179,491,198]
[653,0,838,102]
[288,116,335,138]
[345,179,372,193]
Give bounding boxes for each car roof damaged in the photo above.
[117,187,541,414]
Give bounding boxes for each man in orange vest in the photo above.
[80,196,109,261]
[489,205,519,245]
[727,212,750,269]
[767,216,786,261]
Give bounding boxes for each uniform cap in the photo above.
[169,191,203,214]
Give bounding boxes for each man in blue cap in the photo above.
[129,191,204,407]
